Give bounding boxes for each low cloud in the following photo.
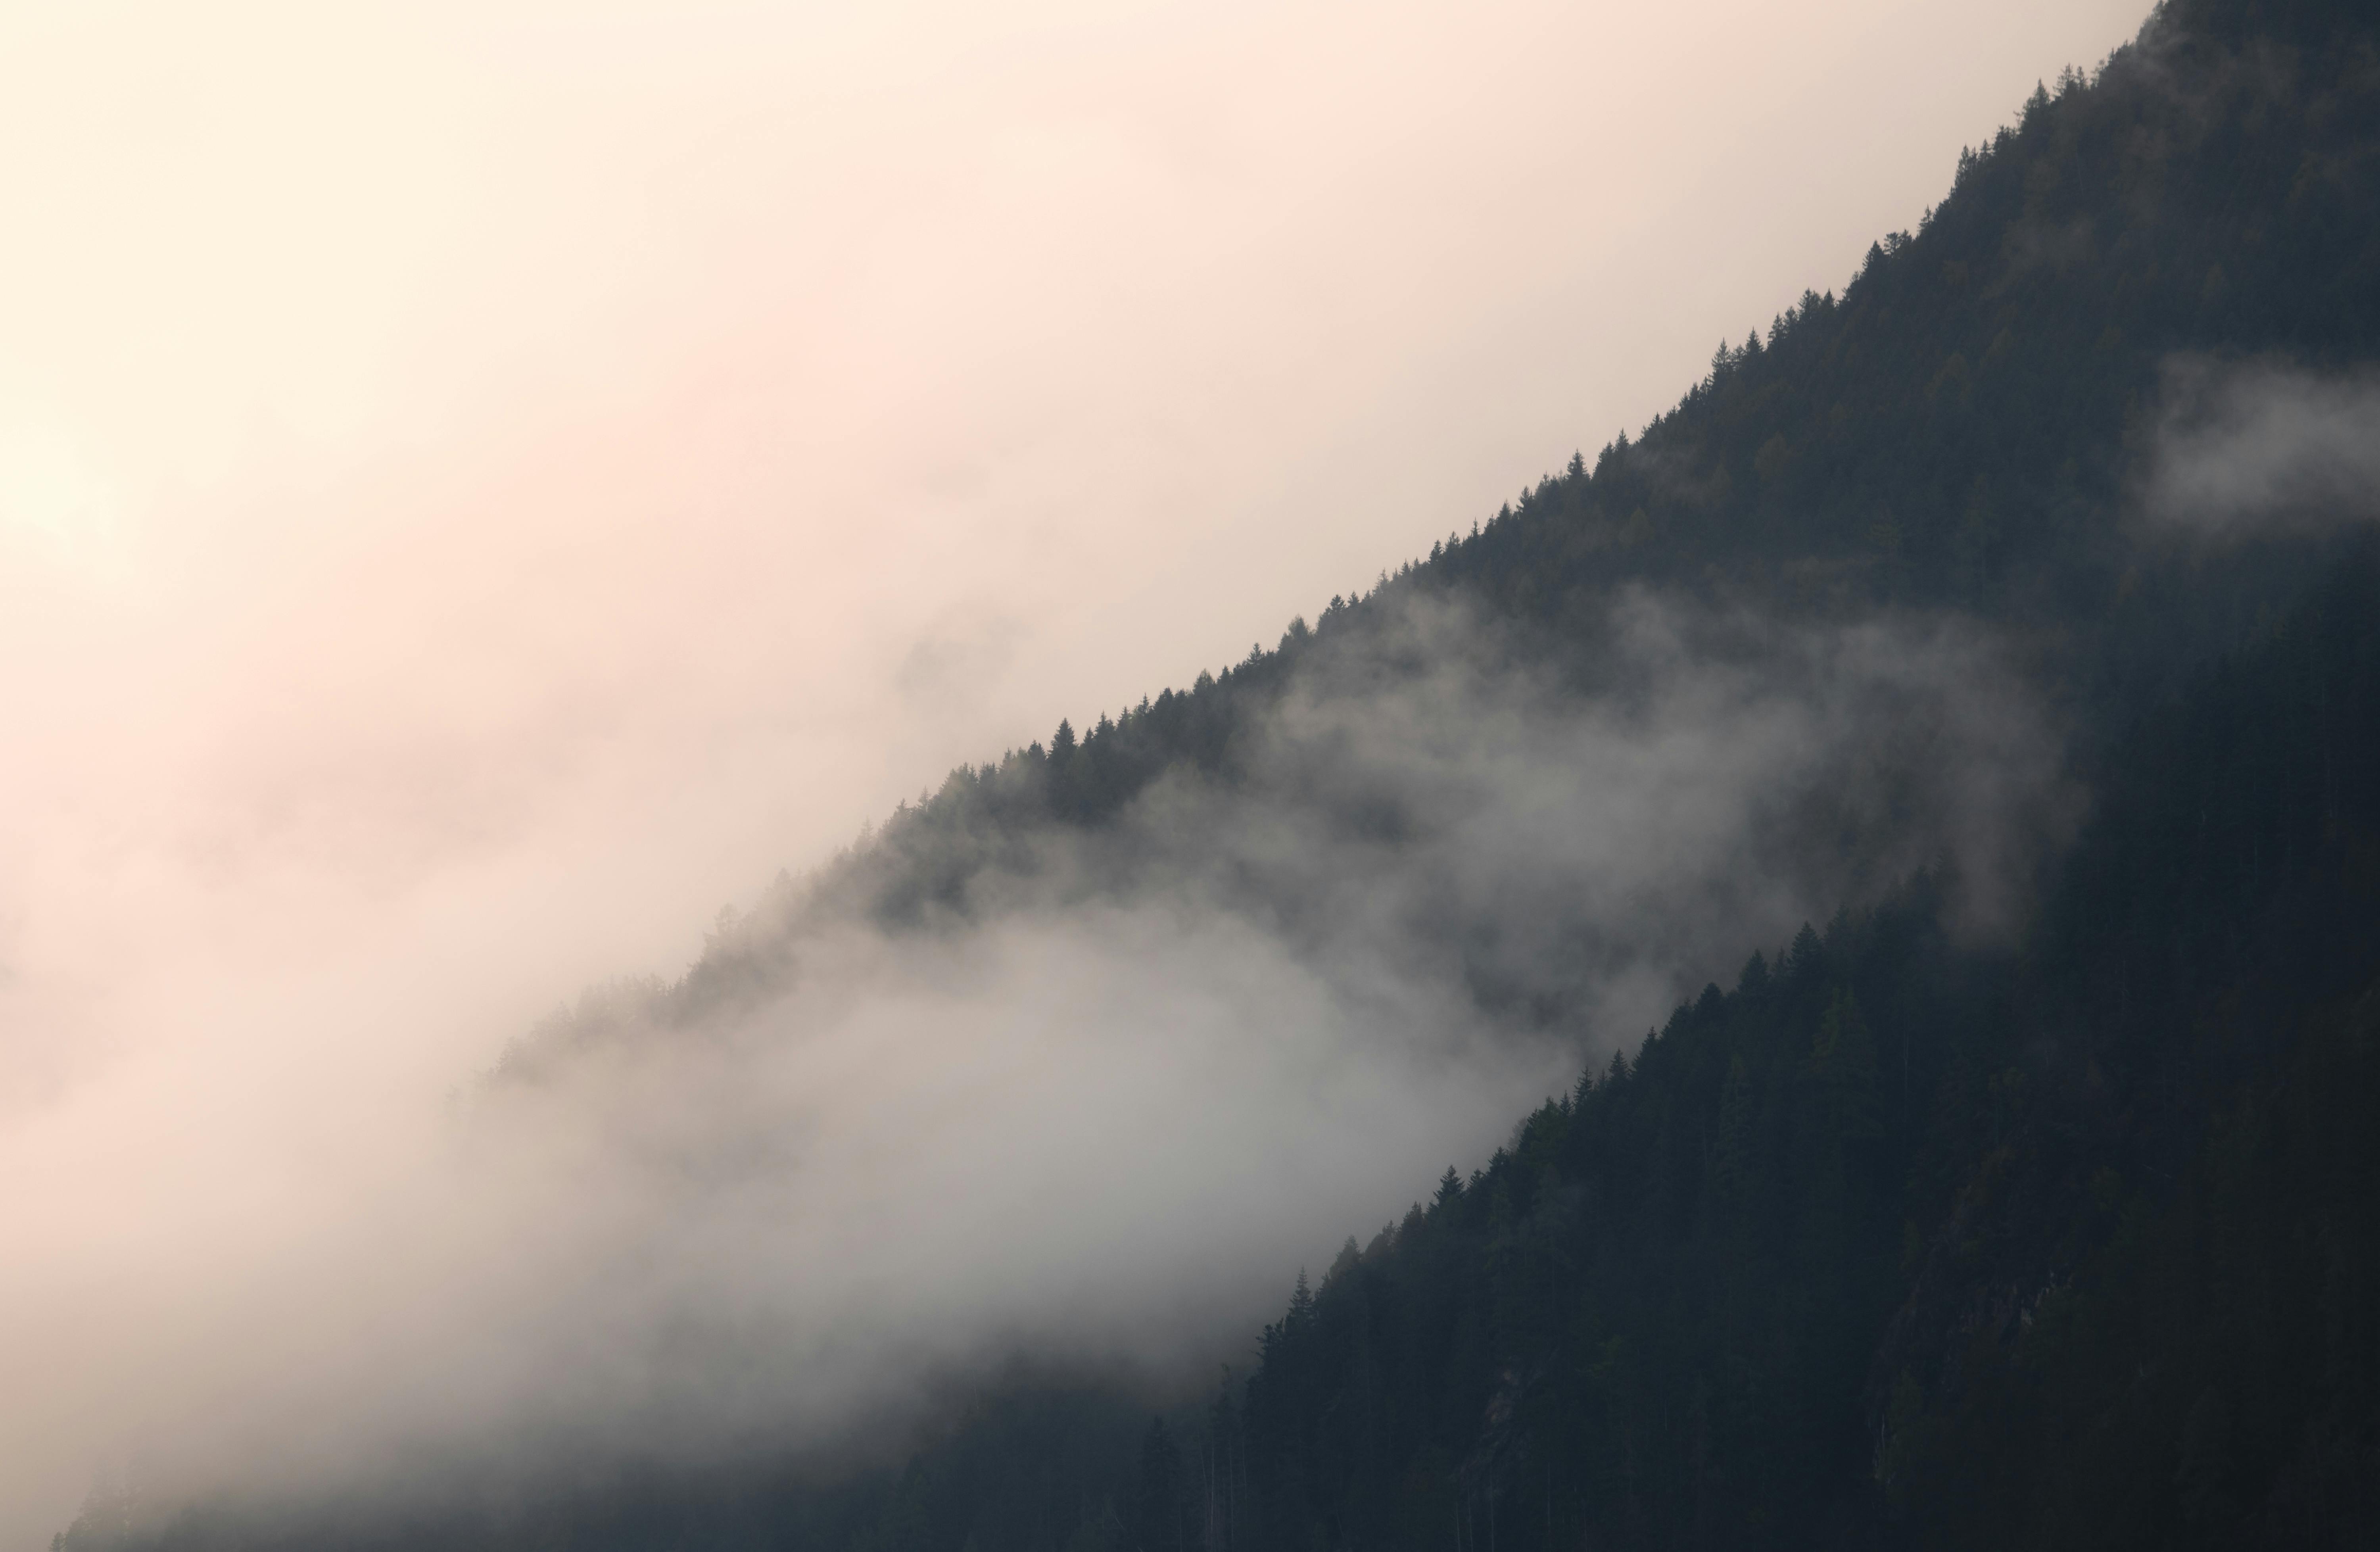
[42,585,2079,1537]
[0,0,2155,1533]
[2147,358,2380,536]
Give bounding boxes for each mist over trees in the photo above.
[56,0,2380,1545]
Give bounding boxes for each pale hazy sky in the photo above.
[0,0,2145,1541]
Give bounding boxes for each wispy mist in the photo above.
[0,0,2149,1542]
[31,583,2075,1533]
[2147,358,2380,536]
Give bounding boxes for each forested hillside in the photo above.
[58,0,2380,1546]
[1226,548,2380,1551]
[554,0,2376,1039]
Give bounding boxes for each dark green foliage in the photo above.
[1238,889,1981,1552]
[1233,552,2380,1551]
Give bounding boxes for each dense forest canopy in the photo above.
[60,0,2380,1545]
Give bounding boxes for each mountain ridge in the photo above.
[511,0,2376,1064]
[57,0,2380,1545]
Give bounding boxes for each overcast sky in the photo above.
[0,0,2145,1541]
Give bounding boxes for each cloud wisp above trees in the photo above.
[21,586,2080,1535]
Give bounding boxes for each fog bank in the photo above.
[31,586,2077,1532]
[1,0,2146,1542]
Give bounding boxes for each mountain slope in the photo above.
[54,0,2380,1546]
[536,0,2377,1051]
[1229,546,2380,1551]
